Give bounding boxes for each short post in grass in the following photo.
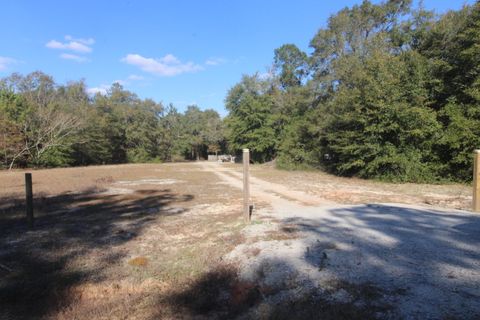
[243,148,251,222]
[25,173,34,229]
[473,150,480,212]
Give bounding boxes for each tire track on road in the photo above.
[198,162,335,210]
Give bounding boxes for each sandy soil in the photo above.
[0,163,246,319]
[203,162,480,319]
[223,162,473,211]
[1,162,479,319]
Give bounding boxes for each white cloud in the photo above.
[86,85,109,96]
[127,74,144,81]
[161,54,180,64]
[86,78,137,96]
[113,75,145,87]
[64,35,95,45]
[60,53,89,63]
[121,53,203,76]
[112,79,127,86]
[0,56,17,71]
[87,74,148,96]
[46,35,94,53]
[46,40,92,53]
[48,40,91,53]
[205,57,227,66]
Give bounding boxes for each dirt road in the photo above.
[200,161,335,209]
[1,162,479,319]
[200,162,480,319]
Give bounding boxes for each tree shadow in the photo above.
[156,204,480,319]
[158,259,392,320]
[283,204,480,319]
[0,188,193,319]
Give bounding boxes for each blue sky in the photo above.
[0,0,474,116]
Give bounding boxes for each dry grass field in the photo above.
[226,163,472,211]
[0,163,250,319]
[0,162,478,319]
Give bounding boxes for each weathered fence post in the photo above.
[473,150,480,212]
[25,173,34,229]
[243,149,251,222]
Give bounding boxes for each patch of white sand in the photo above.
[115,178,183,186]
[199,162,480,319]
[99,187,134,195]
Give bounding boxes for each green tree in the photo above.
[273,44,309,89]
[317,52,440,181]
[0,72,83,168]
[417,3,480,180]
[225,74,278,162]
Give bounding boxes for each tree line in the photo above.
[225,0,480,182]
[0,72,225,169]
[1,0,479,183]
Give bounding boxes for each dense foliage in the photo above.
[0,73,225,169]
[1,0,479,183]
[224,0,480,182]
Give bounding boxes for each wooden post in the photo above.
[243,149,250,222]
[473,150,480,212]
[25,173,34,229]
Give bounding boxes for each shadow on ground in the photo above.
[157,262,389,320]
[3,192,479,319]
[0,188,193,319]
[155,204,480,319]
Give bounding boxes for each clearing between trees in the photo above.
[0,162,479,319]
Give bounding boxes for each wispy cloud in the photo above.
[87,75,145,96]
[46,40,92,53]
[121,53,203,76]
[0,56,17,71]
[46,35,94,53]
[65,35,94,45]
[113,74,145,86]
[205,57,227,66]
[127,74,144,81]
[60,53,89,63]
[112,79,127,86]
[86,84,109,96]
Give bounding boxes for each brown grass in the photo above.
[128,257,149,267]
[0,162,247,319]
[222,163,472,211]
[154,262,393,320]
[1,161,462,319]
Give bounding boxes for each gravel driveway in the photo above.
[202,162,480,319]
